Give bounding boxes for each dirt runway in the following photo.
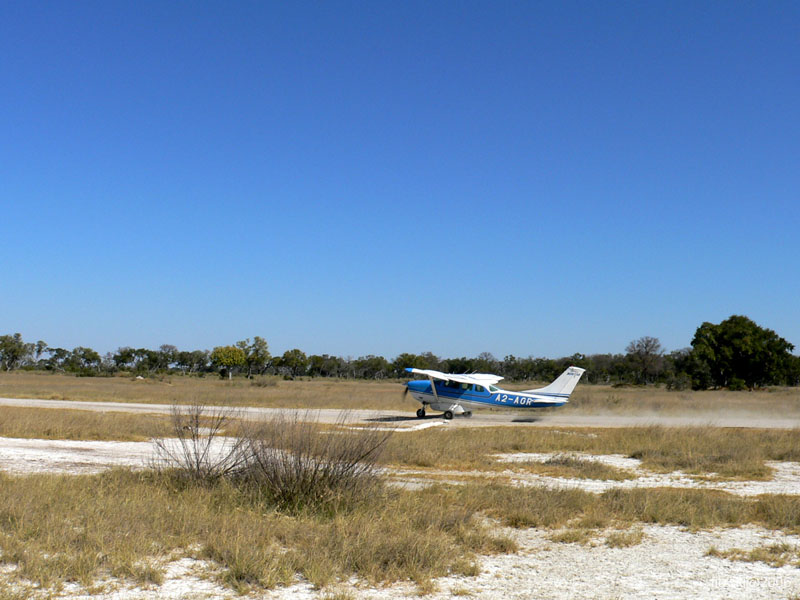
[2,396,800,429]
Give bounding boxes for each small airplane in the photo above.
[404,366,586,419]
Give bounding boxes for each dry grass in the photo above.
[440,484,800,532]
[0,372,410,410]
[0,470,511,594]
[548,528,596,545]
[321,592,357,600]
[605,528,645,548]
[0,406,172,441]
[382,426,800,480]
[7,404,792,484]
[2,401,797,482]
[2,463,800,594]
[519,453,635,480]
[706,542,800,567]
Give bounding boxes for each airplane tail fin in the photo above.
[522,366,586,400]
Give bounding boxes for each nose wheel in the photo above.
[416,407,426,418]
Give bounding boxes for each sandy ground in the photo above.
[5,436,800,499]
[3,402,800,599]
[4,396,800,428]
[5,524,800,599]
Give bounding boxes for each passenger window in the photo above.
[460,383,470,390]
[474,385,485,393]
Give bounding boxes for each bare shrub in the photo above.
[152,404,393,511]
[242,411,393,512]
[152,402,250,482]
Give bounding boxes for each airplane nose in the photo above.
[407,380,425,392]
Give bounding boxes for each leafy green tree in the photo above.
[250,336,271,374]
[113,347,136,370]
[66,347,102,374]
[0,333,32,371]
[210,345,247,380]
[625,336,664,384]
[690,315,795,389]
[33,340,48,364]
[501,355,526,380]
[43,347,70,371]
[308,354,346,377]
[236,336,271,377]
[662,348,693,390]
[157,344,178,371]
[440,356,475,374]
[392,353,425,375]
[787,354,800,386]
[277,348,308,378]
[473,352,499,374]
[130,348,159,374]
[352,355,389,379]
[176,350,209,374]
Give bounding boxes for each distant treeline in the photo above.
[1,316,798,390]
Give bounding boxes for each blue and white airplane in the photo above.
[404,366,586,419]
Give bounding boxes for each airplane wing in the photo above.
[405,367,504,385]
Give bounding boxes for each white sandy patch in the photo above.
[6,526,800,599]
[423,524,800,600]
[0,436,239,475]
[346,420,446,433]
[493,452,800,496]
[3,437,800,497]
[53,558,240,600]
[0,437,155,474]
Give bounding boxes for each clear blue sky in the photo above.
[2,1,798,359]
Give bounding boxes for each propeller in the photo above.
[401,382,409,399]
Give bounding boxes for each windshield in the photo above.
[488,385,499,393]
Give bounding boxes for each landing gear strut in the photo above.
[416,407,426,418]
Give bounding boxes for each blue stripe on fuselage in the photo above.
[408,382,566,408]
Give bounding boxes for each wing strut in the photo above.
[427,376,440,403]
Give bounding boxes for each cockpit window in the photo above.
[460,383,470,390]
[474,385,485,393]
[488,385,499,393]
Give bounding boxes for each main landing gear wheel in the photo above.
[443,410,454,420]
[416,408,426,418]
[464,411,472,418]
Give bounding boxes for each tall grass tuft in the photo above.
[0,406,171,441]
[153,404,393,512]
[241,411,393,513]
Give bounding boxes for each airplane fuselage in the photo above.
[407,379,567,413]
